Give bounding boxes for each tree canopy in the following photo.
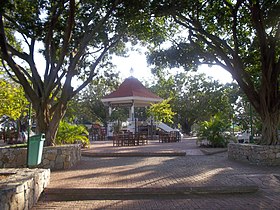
[147,0,280,145]
[0,0,166,145]
[1,0,279,145]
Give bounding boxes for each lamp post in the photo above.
[26,103,31,167]
[232,115,235,136]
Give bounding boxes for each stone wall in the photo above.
[0,144,81,170]
[228,143,280,166]
[0,168,50,210]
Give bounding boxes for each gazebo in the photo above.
[101,76,162,137]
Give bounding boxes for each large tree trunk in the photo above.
[259,112,280,145]
[34,101,68,146]
[45,113,63,146]
[257,74,280,145]
[35,103,49,135]
[182,118,193,135]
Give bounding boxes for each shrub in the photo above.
[56,121,89,147]
[197,113,231,148]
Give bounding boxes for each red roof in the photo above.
[103,77,161,99]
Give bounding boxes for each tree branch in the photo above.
[173,9,260,111]
[72,39,119,96]
[249,2,268,70]
[56,0,75,72]
[1,59,19,83]
[231,2,243,58]
[45,0,118,96]
[44,1,65,80]
[7,42,44,95]
[0,14,36,103]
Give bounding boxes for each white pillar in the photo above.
[107,105,112,137]
[129,108,132,119]
[109,106,112,117]
[131,103,134,120]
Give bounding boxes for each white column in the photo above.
[109,106,112,117]
[131,103,134,120]
[107,105,113,137]
[129,108,132,119]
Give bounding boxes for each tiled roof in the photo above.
[103,76,161,99]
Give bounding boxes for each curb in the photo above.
[82,152,186,157]
[200,148,228,155]
[43,185,258,201]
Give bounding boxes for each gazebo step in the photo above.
[41,185,258,201]
[82,151,186,157]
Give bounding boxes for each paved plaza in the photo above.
[33,139,280,210]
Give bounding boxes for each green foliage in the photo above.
[146,0,280,144]
[197,113,231,148]
[65,75,120,124]
[56,121,89,147]
[150,70,237,133]
[147,98,175,123]
[2,0,162,145]
[110,108,128,123]
[0,79,29,120]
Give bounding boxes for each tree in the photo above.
[1,0,160,145]
[0,75,29,141]
[0,0,123,145]
[147,98,175,124]
[0,78,29,121]
[65,72,120,124]
[148,1,280,145]
[150,69,236,134]
[198,112,231,148]
[180,75,235,134]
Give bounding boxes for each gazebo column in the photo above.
[109,106,112,117]
[129,102,136,134]
[129,101,135,120]
[107,105,113,138]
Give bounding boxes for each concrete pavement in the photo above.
[33,139,280,209]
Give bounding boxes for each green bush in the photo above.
[56,121,90,147]
[197,113,231,148]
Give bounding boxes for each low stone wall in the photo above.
[0,144,81,170]
[0,168,50,210]
[228,143,280,166]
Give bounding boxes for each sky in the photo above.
[111,51,234,84]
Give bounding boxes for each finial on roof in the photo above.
[129,67,134,77]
